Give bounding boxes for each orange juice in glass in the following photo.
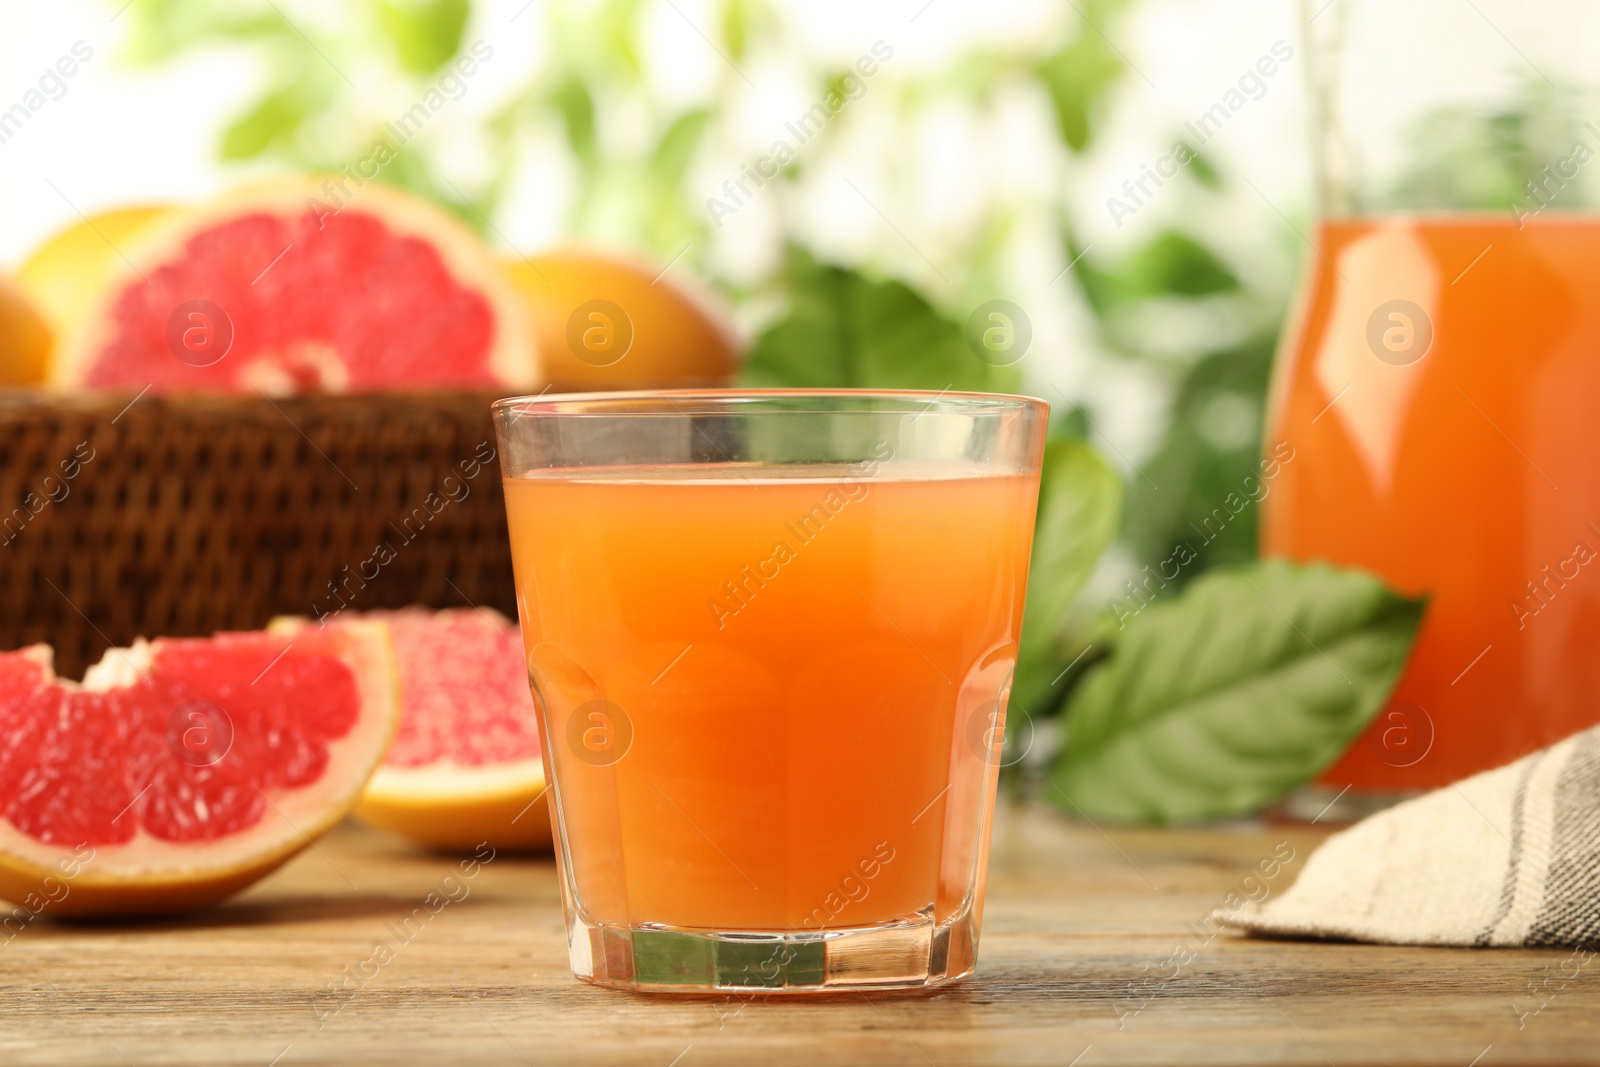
[494,391,1046,992]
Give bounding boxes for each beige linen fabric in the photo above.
[1226,726,1600,946]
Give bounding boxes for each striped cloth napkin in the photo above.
[1226,725,1600,946]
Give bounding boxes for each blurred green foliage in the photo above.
[741,250,1018,393]
[1073,229,1239,310]
[1122,335,1276,575]
[969,12,1282,619]
[121,0,1292,728]
[377,0,470,73]
[112,0,1432,822]
[219,85,316,161]
[1011,438,1123,723]
[1034,0,1131,152]
[1387,88,1576,213]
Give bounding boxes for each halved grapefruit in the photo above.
[54,179,538,394]
[0,624,398,917]
[277,608,551,852]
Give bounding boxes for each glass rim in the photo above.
[492,388,1049,418]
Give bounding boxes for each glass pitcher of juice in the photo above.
[1264,1,1600,791]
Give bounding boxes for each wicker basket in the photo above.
[0,389,518,679]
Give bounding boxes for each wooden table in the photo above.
[5,802,1596,1065]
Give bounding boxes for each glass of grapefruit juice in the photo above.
[493,390,1047,992]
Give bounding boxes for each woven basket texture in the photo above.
[0,389,516,679]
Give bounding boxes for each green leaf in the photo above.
[584,0,645,83]
[739,253,1017,393]
[219,87,313,161]
[1183,142,1222,189]
[722,0,768,62]
[377,0,469,74]
[740,256,852,387]
[651,108,711,185]
[1034,4,1128,153]
[1066,230,1239,314]
[1062,240,1125,318]
[1124,230,1238,297]
[1012,438,1123,720]
[119,0,281,65]
[1052,560,1425,823]
[1120,335,1277,586]
[550,77,597,163]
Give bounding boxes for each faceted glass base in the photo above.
[567,908,979,993]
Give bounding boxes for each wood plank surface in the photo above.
[4,802,1596,1066]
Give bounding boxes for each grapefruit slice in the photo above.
[277,608,550,852]
[0,624,398,917]
[55,179,537,394]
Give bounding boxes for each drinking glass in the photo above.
[1266,1,1600,792]
[493,390,1047,992]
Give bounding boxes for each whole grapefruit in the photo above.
[505,246,740,390]
[0,272,52,385]
[16,205,174,377]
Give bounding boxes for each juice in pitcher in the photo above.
[1267,0,1600,791]
[1264,216,1600,789]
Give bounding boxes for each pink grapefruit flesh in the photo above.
[0,624,398,917]
[57,180,537,394]
[279,608,550,852]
